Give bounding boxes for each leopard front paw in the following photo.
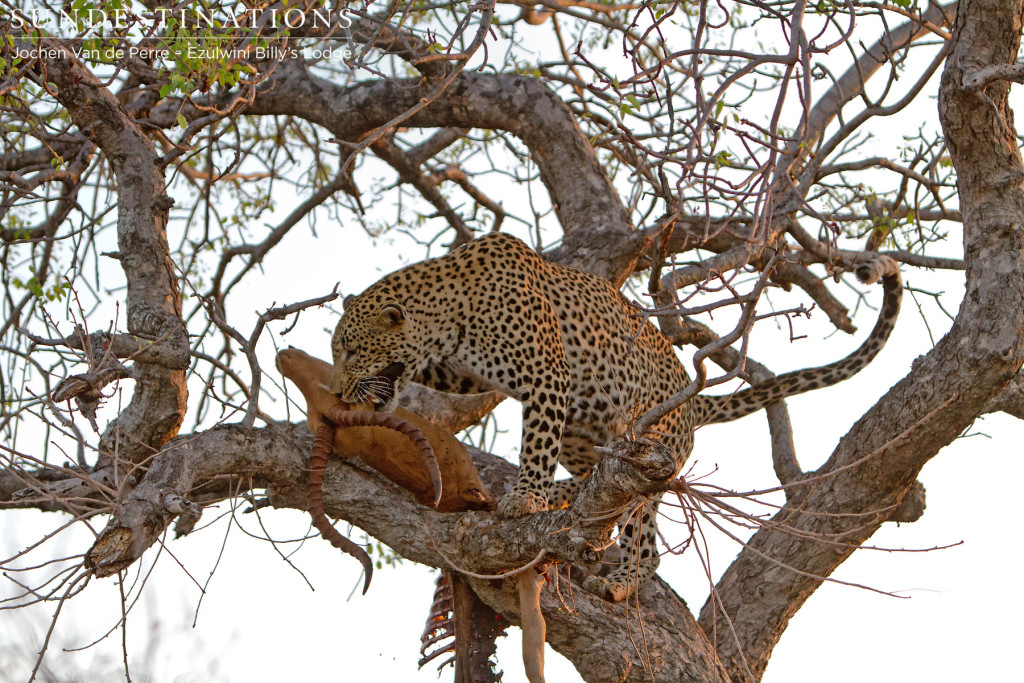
[496,488,548,518]
[582,575,630,603]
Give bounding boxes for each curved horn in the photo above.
[308,425,374,594]
[323,406,443,507]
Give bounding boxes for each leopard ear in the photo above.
[378,303,405,327]
[343,294,355,311]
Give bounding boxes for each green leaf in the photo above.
[177,113,187,129]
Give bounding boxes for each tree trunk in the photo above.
[699,2,1024,679]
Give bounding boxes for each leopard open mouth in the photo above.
[367,361,406,407]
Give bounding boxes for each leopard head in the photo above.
[329,297,417,411]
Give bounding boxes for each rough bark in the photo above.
[698,2,1024,680]
[70,422,728,683]
[984,370,1024,418]
[237,64,636,284]
[14,36,189,461]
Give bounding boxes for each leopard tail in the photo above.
[693,258,902,425]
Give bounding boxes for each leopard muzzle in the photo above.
[366,361,406,407]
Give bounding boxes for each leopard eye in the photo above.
[337,338,357,361]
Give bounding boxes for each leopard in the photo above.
[329,232,902,602]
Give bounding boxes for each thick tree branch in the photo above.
[983,370,1024,419]
[75,420,729,683]
[962,61,1024,89]
[235,64,635,283]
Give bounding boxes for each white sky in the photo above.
[2,223,1020,682]
[2,3,1022,682]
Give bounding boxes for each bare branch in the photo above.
[962,61,1024,89]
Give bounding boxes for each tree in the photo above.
[1,1,1022,681]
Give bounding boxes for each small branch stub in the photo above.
[962,62,1024,89]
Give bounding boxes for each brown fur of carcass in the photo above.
[276,347,494,512]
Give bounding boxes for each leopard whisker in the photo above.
[364,387,391,404]
[355,376,396,407]
[358,381,387,394]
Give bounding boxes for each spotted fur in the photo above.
[330,233,902,601]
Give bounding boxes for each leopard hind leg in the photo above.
[582,496,661,603]
[578,412,693,601]
[547,476,585,509]
[554,430,665,601]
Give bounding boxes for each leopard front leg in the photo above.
[497,385,568,518]
[583,497,661,602]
